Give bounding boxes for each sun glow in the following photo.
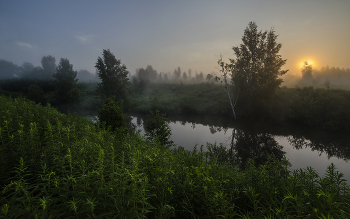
[297,58,317,70]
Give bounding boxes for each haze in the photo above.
[1,0,349,78]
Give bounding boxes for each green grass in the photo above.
[1,95,350,218]
[128,83,232,116]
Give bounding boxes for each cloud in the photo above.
[75,33,95,43]
[16,41,33,49]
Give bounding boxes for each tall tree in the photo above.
[0,59,20,79]
[301,61,314,82]
[188,69,192,79]
[173,67,181,80]
[137,65,158,86]
[53,58,79,104]
[21,62,34,74]
[41,55,56,80]
[183,72,187,80]
[95,49,130,101]
[197,72,204,81]
[222,22,288,114]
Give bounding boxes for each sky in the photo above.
[1,0,349,77]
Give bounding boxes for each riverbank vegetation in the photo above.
[2,79,350,132]
[1,95,350,218]
[127,82,350,132]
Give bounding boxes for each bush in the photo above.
[144,110,174,147]
[98,96,128,137]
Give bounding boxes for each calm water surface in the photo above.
[130,114,350,182]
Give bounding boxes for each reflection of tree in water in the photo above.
[191,122,196,129]
[125,116,137,133]
[232,130,287,170]
[288,135,350,161]
[136,117,142,127]
[209,125,229,134]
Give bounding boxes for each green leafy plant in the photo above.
[144,110,174,147]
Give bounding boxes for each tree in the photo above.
[301,61,315,84]
[206,74,213,83]
[183,72,188,80]
[173,67,181,80]
[144,110,174,147]
[95,49,130,101]
[53,58,79,104]
[27,84,47,105]
[41,55,56,80]
[0,59,20,79]
[21,62,34,74]
[24,66,44,80]
[196,71,204,81]
[77,69,96,81]
[188,69,192,79]
[158,72,163,81]
[164,73,169,81]
[222,22,288,114]
[136,65,158,87]
[98,96,127,136]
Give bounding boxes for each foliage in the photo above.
[173,67,181,80]
[41,55,56,80]
[98,96,128,136]
[302,61,313,80]
[280,87,350,131]
[183,72,188,80]
[136,65,158,87]
[95,49,130,101]
[196,71,204,82]
[21,62,34,74]
[0,95,350,218]
[0,59,20,79]
[53,58,80,104]
[76,69,97,82]
[144,110,174,147]
[225,22,288,115]
[27,84,47,105]
[128,83,231,116]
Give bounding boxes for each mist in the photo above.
[282,65,350,89]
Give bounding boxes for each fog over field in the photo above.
[1,0,349,82]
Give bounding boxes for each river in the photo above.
[129,114,350,183]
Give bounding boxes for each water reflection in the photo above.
[288,134,350,161]
[128,113,350,181]
[232,130,287,170]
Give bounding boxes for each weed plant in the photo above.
[1,95,350,218]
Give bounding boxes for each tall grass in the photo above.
[1,95,349,218]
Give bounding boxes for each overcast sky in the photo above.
[1,0,349,77]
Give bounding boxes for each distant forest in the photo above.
[1,57,350,89]
[0,58,219,84]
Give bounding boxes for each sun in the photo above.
[298,58,317,69]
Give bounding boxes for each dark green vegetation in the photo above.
[95,49,130,102]
[53,58,80,104]
[128,83,231,116]
[143,110,174,147]
[1,95,350,218]
[127,83,350,132]
[219,22,288,119]
[2,78,350,132]
[98,97,128,136]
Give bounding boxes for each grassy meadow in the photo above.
[1,95,350,218]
